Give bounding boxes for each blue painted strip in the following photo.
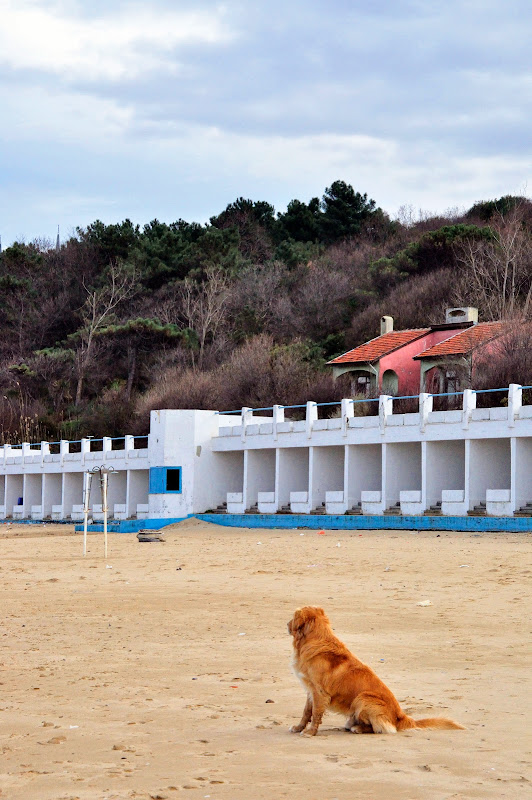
[21,512,529,535]
[195,513,532,533]
[74,517,190,533]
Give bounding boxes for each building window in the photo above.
[149,467,182,494]
[445,370,459,394]
[352,373,373,397]
[166,468,181,492]
[381,369,398,395]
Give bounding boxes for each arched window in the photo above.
[381,369,398,395]
[350,370,375,397]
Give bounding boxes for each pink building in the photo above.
[328,308,503,396]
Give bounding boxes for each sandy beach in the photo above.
[0,520,530,800]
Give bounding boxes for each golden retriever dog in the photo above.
[288,606,464,736]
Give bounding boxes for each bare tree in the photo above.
[229,261,287,335]
[472,319,532,389]
[291,263,353,339]
[454,202,532,320]
[177,267,231,369]
[74,262,138,405]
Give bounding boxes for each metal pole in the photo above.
[82,472,92,557]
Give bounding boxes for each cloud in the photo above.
[0,0,233,81]
[0,0,530,244]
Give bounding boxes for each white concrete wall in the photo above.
[311,446,344,509]
[346,444,381,507]
[127,470,149,517]
[469,438,511,508]
[64,472,85,515]
[24,474,42,517]
[6,474,23,517]
[43,473,62,518]
[514,437,532,510]
[0,388,530,521]
[217,451,245,511]
[245,448,275,508]
[384,442,421,508]
[108,470,127,517]
[277,448,309,508]
[425,440,465,507]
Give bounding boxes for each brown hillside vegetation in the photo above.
[0,187,530,441]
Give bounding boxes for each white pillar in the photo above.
[60,440,69,466]
[40,440,50,465]
[381,442,387,509]
[242,449,249,510]
[462,389,476,429]
[274,448,281,509]
[341,398,354,437]
[241,407,252,442]
[508,384,522,427]
[306,401,318,438]
[379,395,392,434]
[81,438,90,465]
[419,392,433,433]
[464,439,471,511]
[510,437,517,513]
[272,405,284,441]
[421,440,427,509]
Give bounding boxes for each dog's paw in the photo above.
[300,728,317,736]
[350,725,363,734]
[289,726,304,734]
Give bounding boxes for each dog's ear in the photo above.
[292,607,319,639]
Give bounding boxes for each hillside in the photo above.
[0,183,530,442]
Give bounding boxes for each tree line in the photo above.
[0,182,530,442]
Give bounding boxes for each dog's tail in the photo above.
[398,715,465,731]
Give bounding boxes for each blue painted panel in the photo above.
[75,513,532,534]
[195,513,532,533]
[149,467,182,494]
[75,516,190,533]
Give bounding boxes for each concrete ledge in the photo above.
[442,490,465,502]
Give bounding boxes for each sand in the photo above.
[0,520,530,800]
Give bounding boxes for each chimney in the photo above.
[445,307,478,325]
[380,315,393,335]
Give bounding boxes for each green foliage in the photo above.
[319,180,379,243]
[34,347,75,361]
[210,197,276,230]
[369,224,494,291]
[273,239,322,269]
[0,242,43,273]
[0,274,35,294]
[8,362,36,377]
[78,218,140,265]
[94,318,184,340]
[466,195,527,221]
[1,180,524,438]
[131,221,241,287]
[275,197,321,243]
[305,333,347,367]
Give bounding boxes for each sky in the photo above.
[0,0,530,246]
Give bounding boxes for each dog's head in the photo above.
[287,606,329,642]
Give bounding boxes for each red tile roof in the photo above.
[328,329,430,365]
[414,321,505,359]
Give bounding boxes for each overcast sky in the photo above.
[1,0,530,246]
